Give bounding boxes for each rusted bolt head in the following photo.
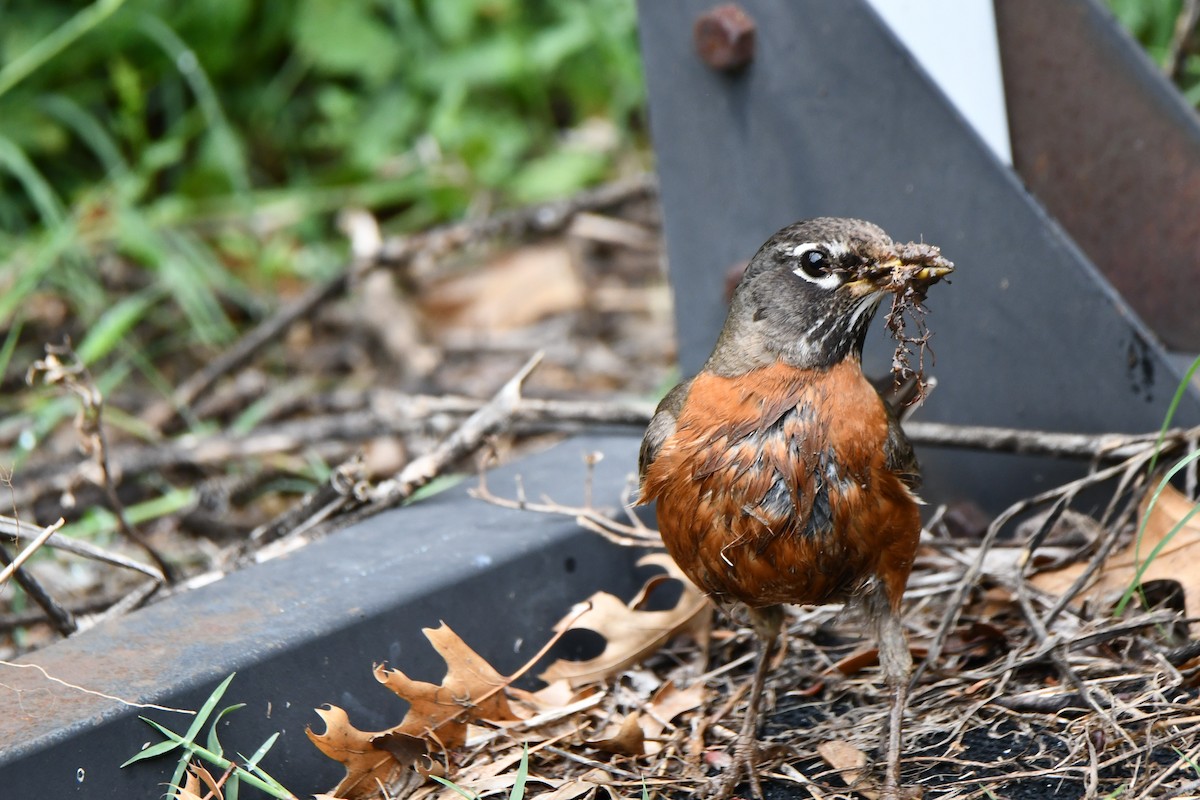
[694,4,756,71]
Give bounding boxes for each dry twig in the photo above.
[1167,0,1200,80]
[26,343,174,584]
[146,174,656,429]
[369,352,545,508]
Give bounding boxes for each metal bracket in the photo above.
[636,0,1200,512]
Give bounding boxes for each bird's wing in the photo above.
[882,399,921,491]
[638,378,693,486]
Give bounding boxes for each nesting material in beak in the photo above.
[871,242,955,405]
[857,243,955,297]
[837,243,953,301]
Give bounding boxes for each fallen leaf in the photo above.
[308,622,520,798]
[588,712,646,756]
[504,684,607,730]
[376,622,520,748]
[818,740,876,797]
[979,585,1016,619]
[1031,484,1200,631]
[422,243,585,331]
[191,763,224,798]
[645,679,707,729]
[372,731,428,766]
[831,647,879,677]
[539,554,710,686]
[513,678,577,711]
[639,679,707,756]
[831,643,927,676]
[307,705,406,799]
[169,765,206,800]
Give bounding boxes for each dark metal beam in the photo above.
[0,435,646,798]
[636,0,1200,512]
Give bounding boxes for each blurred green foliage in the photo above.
[0,0,643,404]
[0,0,644,464]
[1106,0,1181,63]
[1106,0,1200,103]
[0,0,643,231]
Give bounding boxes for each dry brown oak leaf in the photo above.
[539,553,710,687]
[307,622,520,800]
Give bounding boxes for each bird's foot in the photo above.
[705,735,764,800]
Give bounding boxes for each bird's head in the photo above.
[707,217,953,374]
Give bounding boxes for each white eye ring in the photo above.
[790,243,842,290]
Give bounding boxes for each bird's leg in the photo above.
[874,602,913,800]
[709,604,783,800]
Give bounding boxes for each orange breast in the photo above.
[641,360,921,610]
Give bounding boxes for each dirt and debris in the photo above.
[303,474,1200,799]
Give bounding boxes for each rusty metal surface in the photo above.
[635,0,1200,514]
[995,0,1200,351]
[0,435,646,798]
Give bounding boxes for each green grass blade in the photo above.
[508,744,529,800]
[38,94,129,176]
[114,210,235,345]
[240,754,290,793]
[181,673,236,744]
[133,716,195,792]
[139,715,293,798]
[0,0,130,99]
[0,134,65,226]
[429,775,480,800]
[0,223,81,326]
[137,14,250,197]
[0,314,24,383]
[75,289,160,366]
[57,487,194,540]
[141,717,190,745]
[1116,449,1200,613]
[121,719,182,767]
[1148,354,1200,474]
[241,731,281,771]
[205,703,247,756]
[1120,500,1200,611]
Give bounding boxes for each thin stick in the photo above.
[1166,0,1200,80]
[472,472,660,548]
[368,352,545,508]
[0,515,166,579]
[916,452,1148,681]
[0,514,164,628]
[18,401,1200,513]
[0,517,63,586]
[902,421,1200,461]
[245,455,365,551]
[0,539,76,636]
[27,344,175,583]
[148,174,655,426]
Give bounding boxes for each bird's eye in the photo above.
[800,249,830,277]
[797,248,830,279]
[787,242,841,288]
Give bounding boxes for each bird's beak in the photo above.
[844,246,954,297]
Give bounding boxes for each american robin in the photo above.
[638,217,952,799]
